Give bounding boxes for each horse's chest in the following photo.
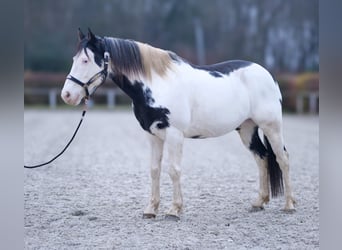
[133,104,170,133]
[111,75,171,133]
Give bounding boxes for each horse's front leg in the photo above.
[162,127,184,220]
[143,135,164,219]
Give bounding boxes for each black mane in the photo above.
[104,37,145,77]
[77,35,251,79]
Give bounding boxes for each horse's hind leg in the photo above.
[237,119,270,209]
[143,135,164,218]
[260,122,296,211]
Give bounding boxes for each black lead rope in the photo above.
[24,51,109,169]
[24,100,88,169]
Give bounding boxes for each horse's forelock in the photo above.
[75,38,104,67]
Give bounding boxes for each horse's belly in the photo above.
[184,79,250,138]
[183,112,246,138]
[184,96,249,138]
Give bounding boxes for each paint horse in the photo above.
[62,29,296,220]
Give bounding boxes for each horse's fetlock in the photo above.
[263,195,270,204]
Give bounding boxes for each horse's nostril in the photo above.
[65,91,71,98]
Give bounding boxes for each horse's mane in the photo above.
[104,37,174,80]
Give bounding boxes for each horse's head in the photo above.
[61,28,107,105]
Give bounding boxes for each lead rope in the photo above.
[24,99,88,169]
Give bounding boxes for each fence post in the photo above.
[309,92,318,114]
[107,90,116,109]
[296,93,304,113]
[48,89,57,109]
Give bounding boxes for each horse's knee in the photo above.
[168,164,181,181]
[151,166,161,179]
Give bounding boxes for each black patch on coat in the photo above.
[191,135,201,139]
[249,127,267,159]
[209,71,223,78]
[110,74,170,132]
[168,52,181,63]
[192,60,252,76]
[190,135,205,139]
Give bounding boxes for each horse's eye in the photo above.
[82,59,88,64]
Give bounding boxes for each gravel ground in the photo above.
[24,109,319,250]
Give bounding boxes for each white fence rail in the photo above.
[25,87,318,113]
[24,87,122,109]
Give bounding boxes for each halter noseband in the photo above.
[66,51,110,99]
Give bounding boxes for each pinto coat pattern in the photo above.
[61,29,296,220]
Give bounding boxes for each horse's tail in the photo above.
[264,135,284,197]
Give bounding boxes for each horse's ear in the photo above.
[87,28,96,42]
[78,28,85,41]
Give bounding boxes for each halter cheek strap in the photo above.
[66,51,110,99]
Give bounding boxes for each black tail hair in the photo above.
[264,136,284,197]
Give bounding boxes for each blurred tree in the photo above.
[24,0,318,73]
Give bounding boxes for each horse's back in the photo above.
[192,60,253,76]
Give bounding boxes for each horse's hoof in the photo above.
[164,214,180,221]
[249,206,264,212]
[142,213,156,219]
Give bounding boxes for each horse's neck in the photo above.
[110,73,150,105]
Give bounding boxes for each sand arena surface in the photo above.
[24,110,318,249]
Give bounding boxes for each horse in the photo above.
[61,28,296,220]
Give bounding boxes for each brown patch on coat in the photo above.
[136,42,173,80]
